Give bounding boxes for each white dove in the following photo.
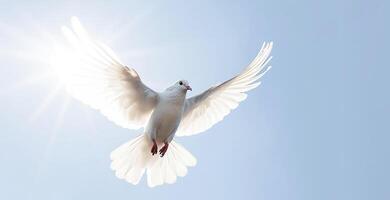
[52,17,273,187]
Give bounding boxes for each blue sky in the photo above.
[0,0,389,199]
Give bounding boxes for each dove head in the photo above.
[176,80,192,91]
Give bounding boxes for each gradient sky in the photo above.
[0,0,389,200]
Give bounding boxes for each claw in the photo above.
[159,142,169,157]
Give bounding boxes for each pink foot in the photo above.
[159,142,169,157]
[151,139,158,156]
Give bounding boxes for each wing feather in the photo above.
[52,17,158,130]
[176,42,273,136]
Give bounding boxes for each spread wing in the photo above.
[176,42,273,136]
[52,17,158,130]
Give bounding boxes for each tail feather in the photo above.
[110,134,149,184]
[110,134,196,187]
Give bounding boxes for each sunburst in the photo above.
[0,15,153,131]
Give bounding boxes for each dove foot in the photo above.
[159,142,169,157]
[151,139,158,156]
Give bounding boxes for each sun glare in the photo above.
[1,15,151,132]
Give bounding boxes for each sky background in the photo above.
[0,0,389,199]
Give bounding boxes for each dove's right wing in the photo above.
[52,17,158,130]
[176,42,273,136]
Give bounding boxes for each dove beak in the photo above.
[186,85,192,91]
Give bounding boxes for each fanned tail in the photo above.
[110,134,197,187]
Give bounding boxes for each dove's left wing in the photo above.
[52,17,158,130]
[176,42,273,136]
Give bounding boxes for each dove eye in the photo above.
[179,81,183,85]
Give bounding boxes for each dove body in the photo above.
[146,84,188,144]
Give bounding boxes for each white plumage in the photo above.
[53,17,273,187]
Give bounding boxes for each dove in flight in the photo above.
[52,17,273,187]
